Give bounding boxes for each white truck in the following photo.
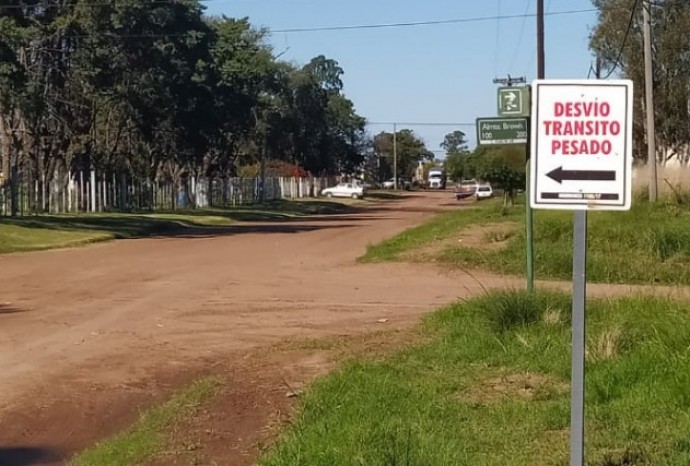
[427,168,446,189]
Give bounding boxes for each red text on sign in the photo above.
[545,100,620,155]
[554,101,610,118]
[552,140,612,155]
[544,120,620,137]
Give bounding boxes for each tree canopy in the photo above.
[0,1,367,212]
[590,0,690,165]
[441,130,471,180]
[372,129,433,180]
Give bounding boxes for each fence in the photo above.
[0,170,336,216]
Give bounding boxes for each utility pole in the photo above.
[537,0,545,79]
[393,123,398,190]
[524,0,545,294]
[643,0,658,202]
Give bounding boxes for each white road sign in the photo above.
[530,79,633,211]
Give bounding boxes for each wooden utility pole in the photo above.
[643,1,658,202]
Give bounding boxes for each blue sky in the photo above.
[204,0,599,157]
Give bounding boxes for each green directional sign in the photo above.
[497,86,530,116]
[476,117,528,145]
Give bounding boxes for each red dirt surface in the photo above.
[0,192,684,465]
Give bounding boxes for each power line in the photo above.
[367,122,476,127]
[494,0,503,76]
[602,0,640,79]
[509,0,532,72]
[271,9,596,34]
[0,7,596,39]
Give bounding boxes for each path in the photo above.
[0,191,683,465]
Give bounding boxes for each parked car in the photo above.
[454,180,478,200]
[382,178,411,190]
[321,182,365,199]
[475,184,494,200]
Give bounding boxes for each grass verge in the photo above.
[362,199,690,285]
[360,199,515,262]
[260,291,690,466]
[68,377,220,466]
[0,199,351,254]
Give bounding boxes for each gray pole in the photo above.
[643,2,657,202]
[393,123,398,190]
[571,210,587,466]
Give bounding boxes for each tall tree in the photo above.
[373,129,433,179]
[441,130,470,156]
[590,0,690,165]
[441,130,471,181]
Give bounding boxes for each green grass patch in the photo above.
[440,202,690,285]
[0,200,351,254]
[260,291,690,465]
[360,199,516,262]
[363,200,690,285]
[68,377,220,466]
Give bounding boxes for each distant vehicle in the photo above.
[382,178,410,190]
[321,182,365,199]
[382,178,396,189]
[475,184,494,200]
[427,168,446,189]
[454,179,478,200]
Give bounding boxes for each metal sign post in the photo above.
[570,210,587,465]
[529,79,633,466]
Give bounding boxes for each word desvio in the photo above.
[543,101,621,156]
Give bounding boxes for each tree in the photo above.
[472,145,526,206]
[590,0,690,165]
[440,130,471,181]
[372,129,433,179]
[441,130,470,156]
[0,2,368,214]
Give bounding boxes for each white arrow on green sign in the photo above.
[497,86,530,116]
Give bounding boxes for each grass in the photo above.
[69,377,220,466]
[361,198,690,285]
[360,199,517,262]
[0,199,352,254]
[259,291,690,466]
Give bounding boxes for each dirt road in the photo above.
[1,192,678,465]
[0,192,511,464]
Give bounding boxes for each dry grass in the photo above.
[632,164,690,202]
[587,326,627,362]
[462,371,567,405]
[542,307,563,326]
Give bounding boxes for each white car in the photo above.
[321,183,365,199]
[475,184,493,200]
[382,178,396,189]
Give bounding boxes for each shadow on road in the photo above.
[161,222,360,240]
[0,446,60,466]
[0,304,29,315]
[0,191,448,246]
[0,214,361,240]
